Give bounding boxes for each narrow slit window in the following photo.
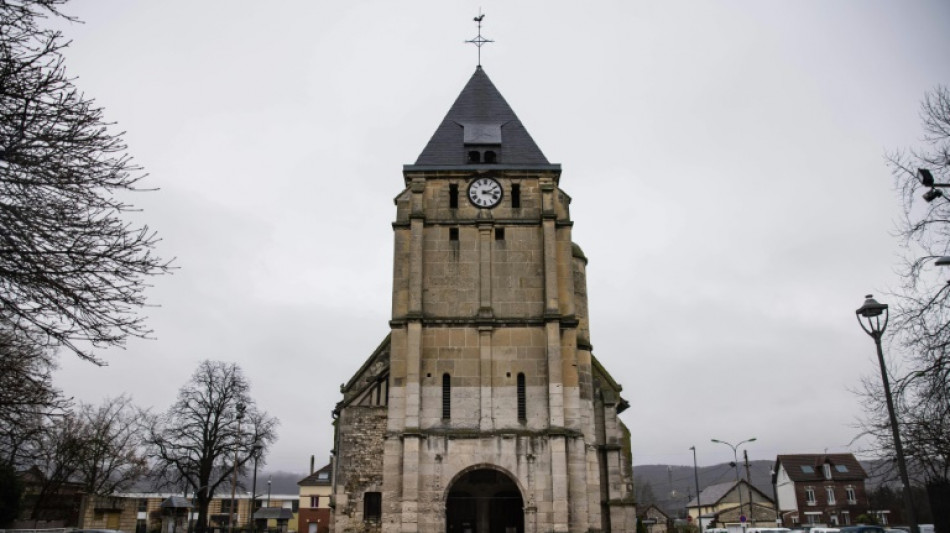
[495,227,505,241]
[511,184,521,208]
[449,227,459,241]
[449,184,459,209]
[442,373,451,419]
[517,373,526,422]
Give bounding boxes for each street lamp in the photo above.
[855,295,919,533]
[690,446,703,533]
[711,437,756,530]
[917,168,950,203]
[228,402,246,533]
[249,444,263,531]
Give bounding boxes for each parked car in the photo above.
[839,526,887,533]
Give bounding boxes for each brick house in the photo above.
[772,454,869,527]
[298,463,332,533]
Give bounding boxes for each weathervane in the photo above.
[465,10,493,67]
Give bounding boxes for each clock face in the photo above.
[468,177,503,208]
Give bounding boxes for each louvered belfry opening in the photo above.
[442,373,451,420]
[517,373,526,422]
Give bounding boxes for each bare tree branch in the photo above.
[0,0,171,364]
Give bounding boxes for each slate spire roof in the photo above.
[413,66,551,168]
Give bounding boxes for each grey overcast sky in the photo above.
[48,1,950,474]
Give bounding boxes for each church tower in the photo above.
[330,67,636,533]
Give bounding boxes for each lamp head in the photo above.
[856,294,889,336]
[935,256,950,266]
[924,188,943,202]
[856,294,887,318]
[919,168,935,187]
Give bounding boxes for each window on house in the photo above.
[830,515,839,526]
[310,496,320,508]
[845,486,856,504]
[364,492,382,522]
[823,464,832,479]
[511,184,521,208]
[826,487,836,505]
[136,519,147,533]
[495,227,505,241]
[138,499,148,512]
[449,184,459,209]
[804,487,815,504]
[442,373,451,419]
[517,373,526,422]
[449,227,459,241]
[292,499,299,512]
[807,514,819,525]
[835,464,849,473]
[318,471,330,480]
[468,151,481,164]
[800,465,815,474]
[221,499,232,514]
[842,512,851,525]
[484,151,497,163]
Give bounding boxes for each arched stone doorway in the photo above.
[445,467,524,533]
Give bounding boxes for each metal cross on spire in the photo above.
[465,11,493,67]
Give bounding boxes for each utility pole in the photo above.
[744,450,755,527]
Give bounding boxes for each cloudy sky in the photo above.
[48,1,950,474]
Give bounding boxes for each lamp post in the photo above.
[690,446,703,533]
[266,477,272,507]
[249,444,263,532]
[228,402,246,533]
[711,437,756,530]
[855,295,919,533]
[770,468,781,527]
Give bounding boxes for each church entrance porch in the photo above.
[445,468,524,533]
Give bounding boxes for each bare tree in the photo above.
[0,0,170,364]
[875,85,950,533]
[23,412,86,522]
[149,361,278,533]
[0,327,69,468]
[74,395,150,495]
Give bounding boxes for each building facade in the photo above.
[77,493,300,533]
[686,480,777,531]
[772,454,869,527]
[299,464,333,533]
[330,67,636,533]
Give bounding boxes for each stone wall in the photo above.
[333,405,387,533]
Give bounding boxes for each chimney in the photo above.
[310,455,314,474]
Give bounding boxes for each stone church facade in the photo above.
[330,67,636,533]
